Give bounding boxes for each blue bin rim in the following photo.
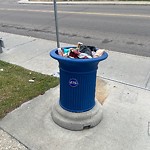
[50,46,108,63]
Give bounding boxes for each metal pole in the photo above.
[53,0,60,48]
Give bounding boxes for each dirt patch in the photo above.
[95,77,109,105]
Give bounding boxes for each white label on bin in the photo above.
[69,78,78,87]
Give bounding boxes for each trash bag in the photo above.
[79,45,93,57]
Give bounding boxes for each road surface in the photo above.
[0,0,150,56]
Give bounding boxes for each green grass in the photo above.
[0,60,59,118]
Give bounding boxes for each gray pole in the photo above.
[53,0,60,48]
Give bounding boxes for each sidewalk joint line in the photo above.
[145,70,150,89]
[148,122,150,136]
[5,39,36,51]
[0,127,30,150]
[101,76,150,91]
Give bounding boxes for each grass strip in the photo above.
[0,60,59,118]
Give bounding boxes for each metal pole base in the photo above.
[51,100,103,131]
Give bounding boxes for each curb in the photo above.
[18,0,150,5]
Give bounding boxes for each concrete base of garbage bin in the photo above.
[51,100,103,131]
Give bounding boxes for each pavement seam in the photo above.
[101,76,150,91]
[0,127,30,150]
[148,122,150,136]
[5,39,36,51]
[145,70,150,89]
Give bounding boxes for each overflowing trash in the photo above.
[58,42,106,59]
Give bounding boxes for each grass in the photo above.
[0,60,59,118]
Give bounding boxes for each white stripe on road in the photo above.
[0,8,150,18]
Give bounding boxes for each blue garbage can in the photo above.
[50,46,108,113]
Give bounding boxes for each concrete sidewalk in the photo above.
[18,0,150,5]
[0,32,150,150]
[0,32,150,90]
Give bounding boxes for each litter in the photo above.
[57,42,106,59]
[29,79,35,83]
[52,71,60,78]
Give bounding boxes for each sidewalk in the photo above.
[0,32,149,90]
[18,0,150,5]
[0,32,150,150]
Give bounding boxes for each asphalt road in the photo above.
[0,0,150,57]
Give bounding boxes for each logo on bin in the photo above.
[69,78,78,87]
